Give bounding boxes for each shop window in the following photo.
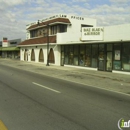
[113,43,121,70]
[122,43,130,71]
[113,61,121,70]
[107,44,112,51]
[49,48,55,63]
[73,45,79,65]
[61,46,64,51]
[92,45,98,68]
[85,45,91,67]
[64,46,69,64]
[79,45,85,66]
[68,45,73,65]
[99,44,104,51]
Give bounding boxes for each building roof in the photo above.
[27,18,71,30]
[18,36,56,46]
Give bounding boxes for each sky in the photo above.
[0,0,130,41]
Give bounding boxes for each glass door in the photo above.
[106,52,112,71]
[61,46,64,66]
[61,51,64,66]
[106,44,113,71]
[98,44,105,71]
[98,51,105,70]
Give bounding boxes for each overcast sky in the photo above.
[0,0,130,41]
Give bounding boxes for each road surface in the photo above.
[0,64,130,130]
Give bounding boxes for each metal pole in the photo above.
[46,24,49,66]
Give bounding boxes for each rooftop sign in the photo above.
[2,37,9,47]
[26,14,85,28]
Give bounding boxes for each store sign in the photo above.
[2,37,9,47]
[71,16,84,20]
[26,14,68,27]
[81,27,104,41]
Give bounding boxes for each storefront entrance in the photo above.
[98,44,105,71]
[98,44,113,71]
[106,44,113,71]
[61,42,130,73]
[98,51,105,70]
[106,52,112,71]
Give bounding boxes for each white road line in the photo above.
[32,82,61,93]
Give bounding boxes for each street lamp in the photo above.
[37,20,49,66]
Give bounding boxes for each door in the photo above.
[98,44,105,71]
[106,52,112,71]
[98,51,105,70]
[61,52,64,66]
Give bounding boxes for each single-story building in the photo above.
[0,38,21,59]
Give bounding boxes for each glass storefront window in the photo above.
[122,43,130,71]
[114,43,121,60]
[113,43,121,70]
[99,44,104,51]
[85,45,91,67]
[68,45,73,65]
[107,44,112,51]
[61,46,64,51]
[79,45,85,66]
[92,44,98,68]
[62,43,130,72]
[113,61,121,70]
[64,46,69,64]
[74,45,79,65]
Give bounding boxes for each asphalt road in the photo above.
[0,64,130,130]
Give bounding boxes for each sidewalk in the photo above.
[0,59,130,96]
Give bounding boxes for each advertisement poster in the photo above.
[115,50,120,60]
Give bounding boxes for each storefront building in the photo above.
[0,38,21,59]
[18,14,130,74]
[61,41,130,72]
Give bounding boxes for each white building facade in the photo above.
[18,14,130,74]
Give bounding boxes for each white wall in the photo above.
[2,42,9,47]
[20,44,60,65]
[57,32,80,43]
[20,49,24,61]
[57,16,97,44]
[53,45,61,65]
[104,24,130,41]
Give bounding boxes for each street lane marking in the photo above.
[31,73,130,97]
[32,82,61,93]
[0,120,8,130]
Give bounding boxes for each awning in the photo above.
[0,47,20,51]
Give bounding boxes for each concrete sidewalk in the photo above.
[0,59,130,96]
